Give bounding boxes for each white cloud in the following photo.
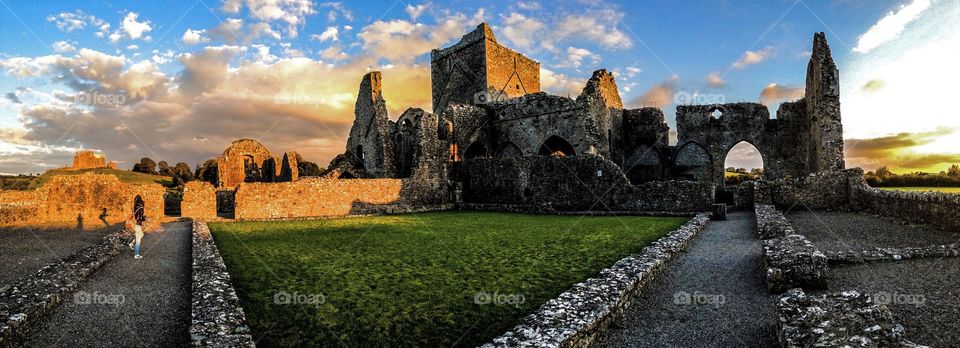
[554,10,632,50]
[182,29,210,45]
[732,46,774,69]
[706,72,726,88]
[540,68,585,97]
[559,46,599,70]
[311,26,339,42]
[629,75,678,108]
[405,3,429,20]
[46,10,107,33]
[854,0,931,53]
[226,0,317,38]
[516,1,541,11]
[119,12,153,41]
[51,41,76,53]
[759,83,804,105]
[499,13,544,50]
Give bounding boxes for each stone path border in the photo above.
[825,244,960,264]
[0,227,131,345]
[482,213,711,348]
[189,220,256,347]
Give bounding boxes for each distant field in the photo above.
[210,211,689,347]
[877,187,960,194]
[25,168,171,189]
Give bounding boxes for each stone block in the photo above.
[762,234,828,293]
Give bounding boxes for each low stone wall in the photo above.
[825,243,960,264]
[190,220,255,347]
[0,227,131,344]
[767,170,858,211]
[463,157,714,213]
[776,289,913,347]
[849,179,960,231]
[182,182,217,220]
[755,204,795,240]
[0,173,164,227]
[761,234,828,293]
[483,213,711,348]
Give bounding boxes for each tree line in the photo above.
[865,165,960,187]
[132,153,323,187]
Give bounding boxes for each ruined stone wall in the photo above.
[484,38,540,100]
[848,174,960,231]
[344,72,396,178]
[804,32,845,173]
[70,150,110,170]
[768,170,856,211]
[486,93,607,159]
[0,173,164,227]
[431,24,491,113]
[233,178,401,219]
[217,139,274,188]
[182,181,217,220]
[462,157,713,212]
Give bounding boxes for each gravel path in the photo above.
[0,225,114,285]
[813,258,960,346]
[590,211,777,347]
[19,221,192,347]
[785,211,960,253]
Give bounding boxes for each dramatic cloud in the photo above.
[732,46,774,69]
[499,12,544,50]
[628,75,678,108]
[706,72,726,88]
[554,10,632,50]
[222,0,317,38]
[854,0,931,53]
[540,68,585,97]
[844,127,960,172]
[357,10,484,63]
[759,83,804,105]
[109,12,153,43]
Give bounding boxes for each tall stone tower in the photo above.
[804,32,845,172]
[430,23,541,114]
[345,71,395,177]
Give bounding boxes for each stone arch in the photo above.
[464,141,489,160]
[217,139,273,188]
[538,135,575,157]
[722,140,766,186]
[674,142,713,181]
[625,145,663,184]
[497,142,524,158]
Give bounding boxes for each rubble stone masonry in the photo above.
[182,181,217,220]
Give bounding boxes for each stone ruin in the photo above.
[327,24,846,209]
[68,150,117,170]
[215,139,298,188]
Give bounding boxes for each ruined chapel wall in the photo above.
[489,94,606,157]
[182,181,217,220]
[484,40,540,99]
[217,139,273,188]
[233,178,406,220]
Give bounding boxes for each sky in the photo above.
[0,0,957,175]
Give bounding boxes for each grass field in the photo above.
[877,187,960,194]
[209,211,689,347]
[25,168,171,189]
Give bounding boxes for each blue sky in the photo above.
[0,0,957,174]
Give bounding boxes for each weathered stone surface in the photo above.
[755,204,795,240]
[215,139,298,188]
[762,234,828,293]
[826,243,960,264]
[68,150,116,170]
[0,227,131,345]
[0,173,163,227]
[482,214,711,348]
[182,181,217,220]
[190,221,255,347]
[776,289,917,347]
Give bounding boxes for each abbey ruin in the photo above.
[326,24,845,210]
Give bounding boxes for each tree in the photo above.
[875,166,892,179]
[293,152,323,177]
[157,161,176,177]
[195,159,218,185]
[132,157,158,175]
[949,164,960,177]
[172,162,194,186]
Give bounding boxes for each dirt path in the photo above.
[591,211,777,347]
[19,221,192,347]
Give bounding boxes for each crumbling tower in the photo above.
[430,23,541,114]
[804,32,845,172]
[344,71,396,177]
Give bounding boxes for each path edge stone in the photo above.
[0,227,132,345]
[189,220,256,347]
[481,213,712,348]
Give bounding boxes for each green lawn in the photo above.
[877,187,960,194]
[209,211,688,347]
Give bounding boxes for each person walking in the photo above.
[127,205,146,259]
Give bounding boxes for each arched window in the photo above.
[625,145,662,184]
[464,141,488,160]
[674,142,712,182]
[723,141,764,186]
[538,136,575,157]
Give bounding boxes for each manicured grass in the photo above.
[209,211,688,347]
[877,187,960,194]
[27,168,171,189]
